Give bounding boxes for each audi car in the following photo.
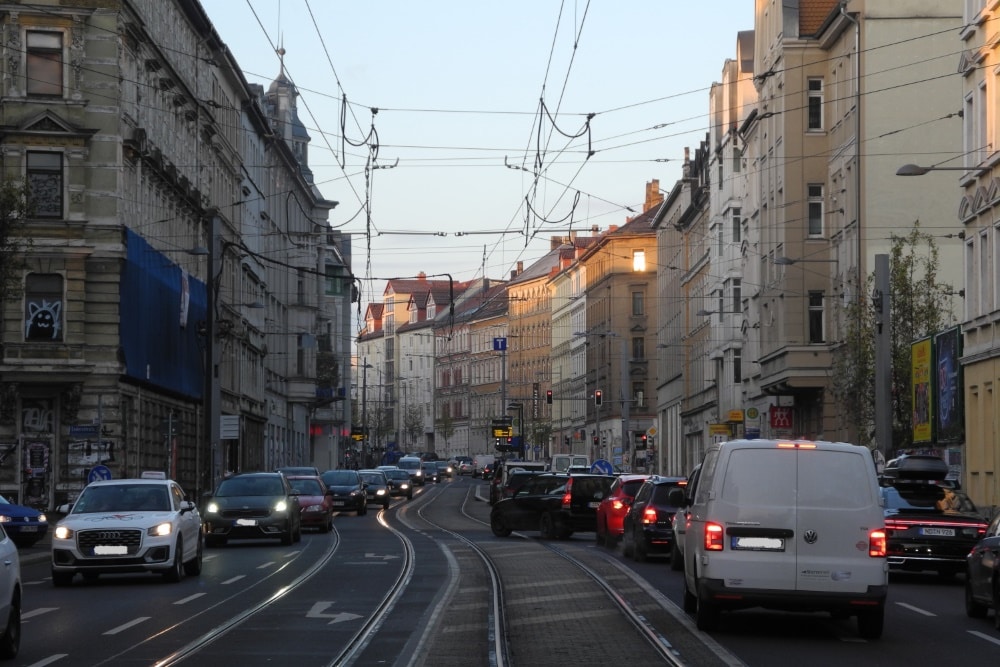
[51,473,203,585]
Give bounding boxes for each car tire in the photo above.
[491,514,512,537]
[695,592,720,632]
[51,570,73,587]
[0,592,20,659]
[184,535,204,576]
[856,606,884,639]
[163,537,184,583]
[966,573,989,618]
[670,540,684,571]
[280,523,294,546]
[320,517,331,534]
[682,579,697,614]
[539,513,556,539]
[294,521,302,543]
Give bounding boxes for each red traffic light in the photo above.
[546,390,553,404]
[594,389,603,406]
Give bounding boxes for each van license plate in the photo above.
[731,536,784,551]
[920,527,954,537]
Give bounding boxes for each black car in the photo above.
[358,469,392,510]
[421,462,440,484]
[202,472,302,547]
[882,481,987,577]
[489,470,544,505]
[621,475,686,563]
[490,473,614,539]
[965,511,1000,630]
[321,469,368,515]
[382,468,413,499]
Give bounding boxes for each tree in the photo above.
[436,411,455,450]
[0,179,32,308]
[403,404,423,448]
[831,224,954,453]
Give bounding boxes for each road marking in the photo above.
[969,630,1000,647]
[306,601,363,625]
[22,607,57,619]
[257,561,275,569]
[104,617,150,635]
[25,655,67,666]
[895,601,935,616]
[174,593,206,605]
[364,553,400,561]
[222,575,245,585]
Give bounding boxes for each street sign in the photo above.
[493,337,507,351]
[88,465,112,483]
[591,459,614,475]
[69,424,100,438]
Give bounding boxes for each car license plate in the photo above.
[94,545,128,555]
[588,502,601,509]
[731,536,785,551]
[332,501,345,507]
[20,526,37,532]
[921,527,955,537]
[235,518,257,527]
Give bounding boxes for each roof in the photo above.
[799,0,839,36]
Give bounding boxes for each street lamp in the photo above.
[773,256,837,266]
[895,163,985,176]
[696,309,741,316]
[361,361,373,468]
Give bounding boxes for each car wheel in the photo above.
[670,540,684,572]
[695,592,720,632]
[0,591,20,659]
[280,523,294,546]
[966,573,989,618]
[294,521,302,543]
[163,537,184,583]
[407,492,413,499]
[856,606,884,639]
[539,513,556,539]
[491,514,512,537]
[632,529,648,562]
[682,579,697,614]
[319,516,331,534]
[993,580,1000,631]
[51,570,74,587]
[184,534,204,576]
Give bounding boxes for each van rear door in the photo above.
[794,446,883,593]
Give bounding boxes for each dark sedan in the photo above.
[202,472,302,547]
[320,469,368,515]
[621,475,686,562]
[382,469,413,499]
[358,470,392,510]
[966,511,1000,630]
[0,495,48,547]
[882,482,987,577]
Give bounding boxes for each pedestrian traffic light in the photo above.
[546,389,553,404]
[594,389,603,406]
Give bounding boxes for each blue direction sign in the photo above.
[493,337,507,351]
[591,459,614,475]
[88,465,112,483]
[69,424,100,438]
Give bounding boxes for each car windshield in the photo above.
[73,484,171,513]
[883,485,978,512]
[289,478,324,495]
[360,473,385,485]
[216,476,285,496]
[398,459,420,470]
[322,471,359,485]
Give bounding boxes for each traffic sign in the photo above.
[88,465,112,483]
[69,424,100,438]
[591,459,614,475]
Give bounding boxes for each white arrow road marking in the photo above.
[306,602,363,625]
[364,553,400,560]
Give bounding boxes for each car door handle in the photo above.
[3,560,10,568]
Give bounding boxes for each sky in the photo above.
[198,1,756,322]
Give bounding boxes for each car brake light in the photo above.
[641,507,658,525]
[869,529,887,557]
[612,499,625,511]
[562,478,574,508]
[705,522,724,551]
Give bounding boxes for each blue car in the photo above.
[0,496,48,547]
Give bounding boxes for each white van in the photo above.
[673,439,888,638]
[550,454,590,473]
[472,454,495,479]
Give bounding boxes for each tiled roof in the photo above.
[799,0,838,36]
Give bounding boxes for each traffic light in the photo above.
[594,389,603,406]
[546,389,553,405]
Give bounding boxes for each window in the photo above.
[808,291,825,343]
[808,184,824,236]
[733,146,742,173]
[632,249,646,272]
[631,291,644,316]
[632,382,645,408]
[717,224,723,255]
[731,207,741,243]
[24,273,64,342]
[718,162,723,190]
[733,349,742,384]
[807,78,823,130]
[631,337,645,360]
[732,279,741,313]
[26,151,63,218]
[26,31,63,97]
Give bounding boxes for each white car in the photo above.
[51,474,203,586]
[0,525,21,658]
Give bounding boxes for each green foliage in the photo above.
[436,411,454,447]
[0,179,32,306]
[403,404,423,445]
[315,351,340,392]
[830,224,953,451]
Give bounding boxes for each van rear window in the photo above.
[797,450,873,509]
[722,450,797,506]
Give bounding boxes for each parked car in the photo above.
[965,510,1000,630]
[382,468,414,499]
[490,473,615,539]
[0,495,48,547]
[595,474,650,546]
[202,472,302,547]
[285,475,334,533]
[321,469,368,515]
[621,475,686,562]
[358,470,392,510]
[52,473,203,584]
[0,525,20,658]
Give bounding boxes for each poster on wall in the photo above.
[934,325,964,444]
[911,336,933,444]
[23,441,50,507]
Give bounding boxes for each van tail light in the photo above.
[869,529,887,557]
[641,507,658,525]
[705,522,724,551]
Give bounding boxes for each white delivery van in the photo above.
[472,454,495,479]
[550,454,590,473]
[673,438,887,638]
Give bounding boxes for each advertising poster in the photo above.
[911,337,933,444]
[934,326,964,444]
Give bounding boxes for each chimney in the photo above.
[517,261,523,274]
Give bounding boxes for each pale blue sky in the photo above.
[198,1,755,309]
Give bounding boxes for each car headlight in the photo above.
[0,516,10,523]
[401,483,410,490]
[304,504,324,513]
[349,490,362,497]
[376,489,386,496]
[274,500,288,513]
[415,471,422,477]
[38,514,47,523]
[147,522,172,537]
[206,502,220,514]
[54,525,74,540]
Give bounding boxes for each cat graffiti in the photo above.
[25,299,62,340]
